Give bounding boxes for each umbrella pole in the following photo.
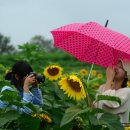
[87,63,94,87]
[84,63,94,107]
[85,20,109,106]
[86,19,109,86]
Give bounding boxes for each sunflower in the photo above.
[90,70,97,77]
[59,74,86,101]
[124,126,130,130]
[80,69,88,76]
[127,81,130,87]
[97,73,103,79]
[44,64,63,81]
[5,69,11,75]
[38,114,52,123]
[32,113,52,123]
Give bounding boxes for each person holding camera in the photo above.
[96,59,130,124]
[0,60,44,114]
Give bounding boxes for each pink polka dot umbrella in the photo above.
[51,21,130,84]
[51,21,130,68]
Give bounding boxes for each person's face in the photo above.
[114,61,126,80]
[14,74,26,85]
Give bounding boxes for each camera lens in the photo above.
[36,75,45,83]
[29,72,45,83]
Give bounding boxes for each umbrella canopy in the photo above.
[51,22,130,68]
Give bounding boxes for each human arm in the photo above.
[22,74,43,106]
[0,86,33,114]
[0,86,41,114]
[100,88,130,109]
[104,67,115,91]
[31,87,43,106]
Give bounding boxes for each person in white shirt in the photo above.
[96,59,130,124]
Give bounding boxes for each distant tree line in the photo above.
[0,33,60,54]
[0,33,16,54]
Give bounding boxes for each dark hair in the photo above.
[121,77,128,88]
[5,61,33,87]
[12,61,33,79]
[121,71,128,88]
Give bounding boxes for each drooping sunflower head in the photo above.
[59,74,86,101]
[38,113,52,123]
[80,69,88,77]
[44,64,63,81]
[32,113,52,123]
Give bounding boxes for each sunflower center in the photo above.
[47,67,59,76]
[67,79,81,92]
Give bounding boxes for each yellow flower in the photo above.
[44,64,63,81]
[5,69,11,74]
[91,82,100,89]
[80,69,88,76]
[127,81,130,87]
[38,114,52,123]
[32,114,37,118]
[90,70,97,77]
[97,73,103,79]
[59,74,86,101]
[124,126,130,130]
[32,113,52,123]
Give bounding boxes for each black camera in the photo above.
[29,72,45,83]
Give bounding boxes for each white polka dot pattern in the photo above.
[51,22,130,68]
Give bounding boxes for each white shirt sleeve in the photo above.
[22,91,33,103]
[101,88,129,108]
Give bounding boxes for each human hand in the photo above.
[105,66,115,90]
[23,74,37,92]
[106,66,115,82]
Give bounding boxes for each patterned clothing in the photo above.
[0,85,43,114]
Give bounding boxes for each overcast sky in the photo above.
[0,0,130,47]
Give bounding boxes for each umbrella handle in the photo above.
[87,63,94,86]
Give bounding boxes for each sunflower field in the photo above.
[0,43,128,130]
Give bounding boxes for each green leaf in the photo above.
[53,123,73,130]
[24,103,37,113]
[60,106,89,127]
[54,83,65,100]
[99,113,123,130]
[88,112,123,130]
[0,128,13,130]
[0,89,21,103]
[19,115,41,130]
[87,87,97,101]
[0,80,16,91]
[0,110,20,127]
[96,95,121,105]
[87,78,99,86]
[89,108,104,115]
